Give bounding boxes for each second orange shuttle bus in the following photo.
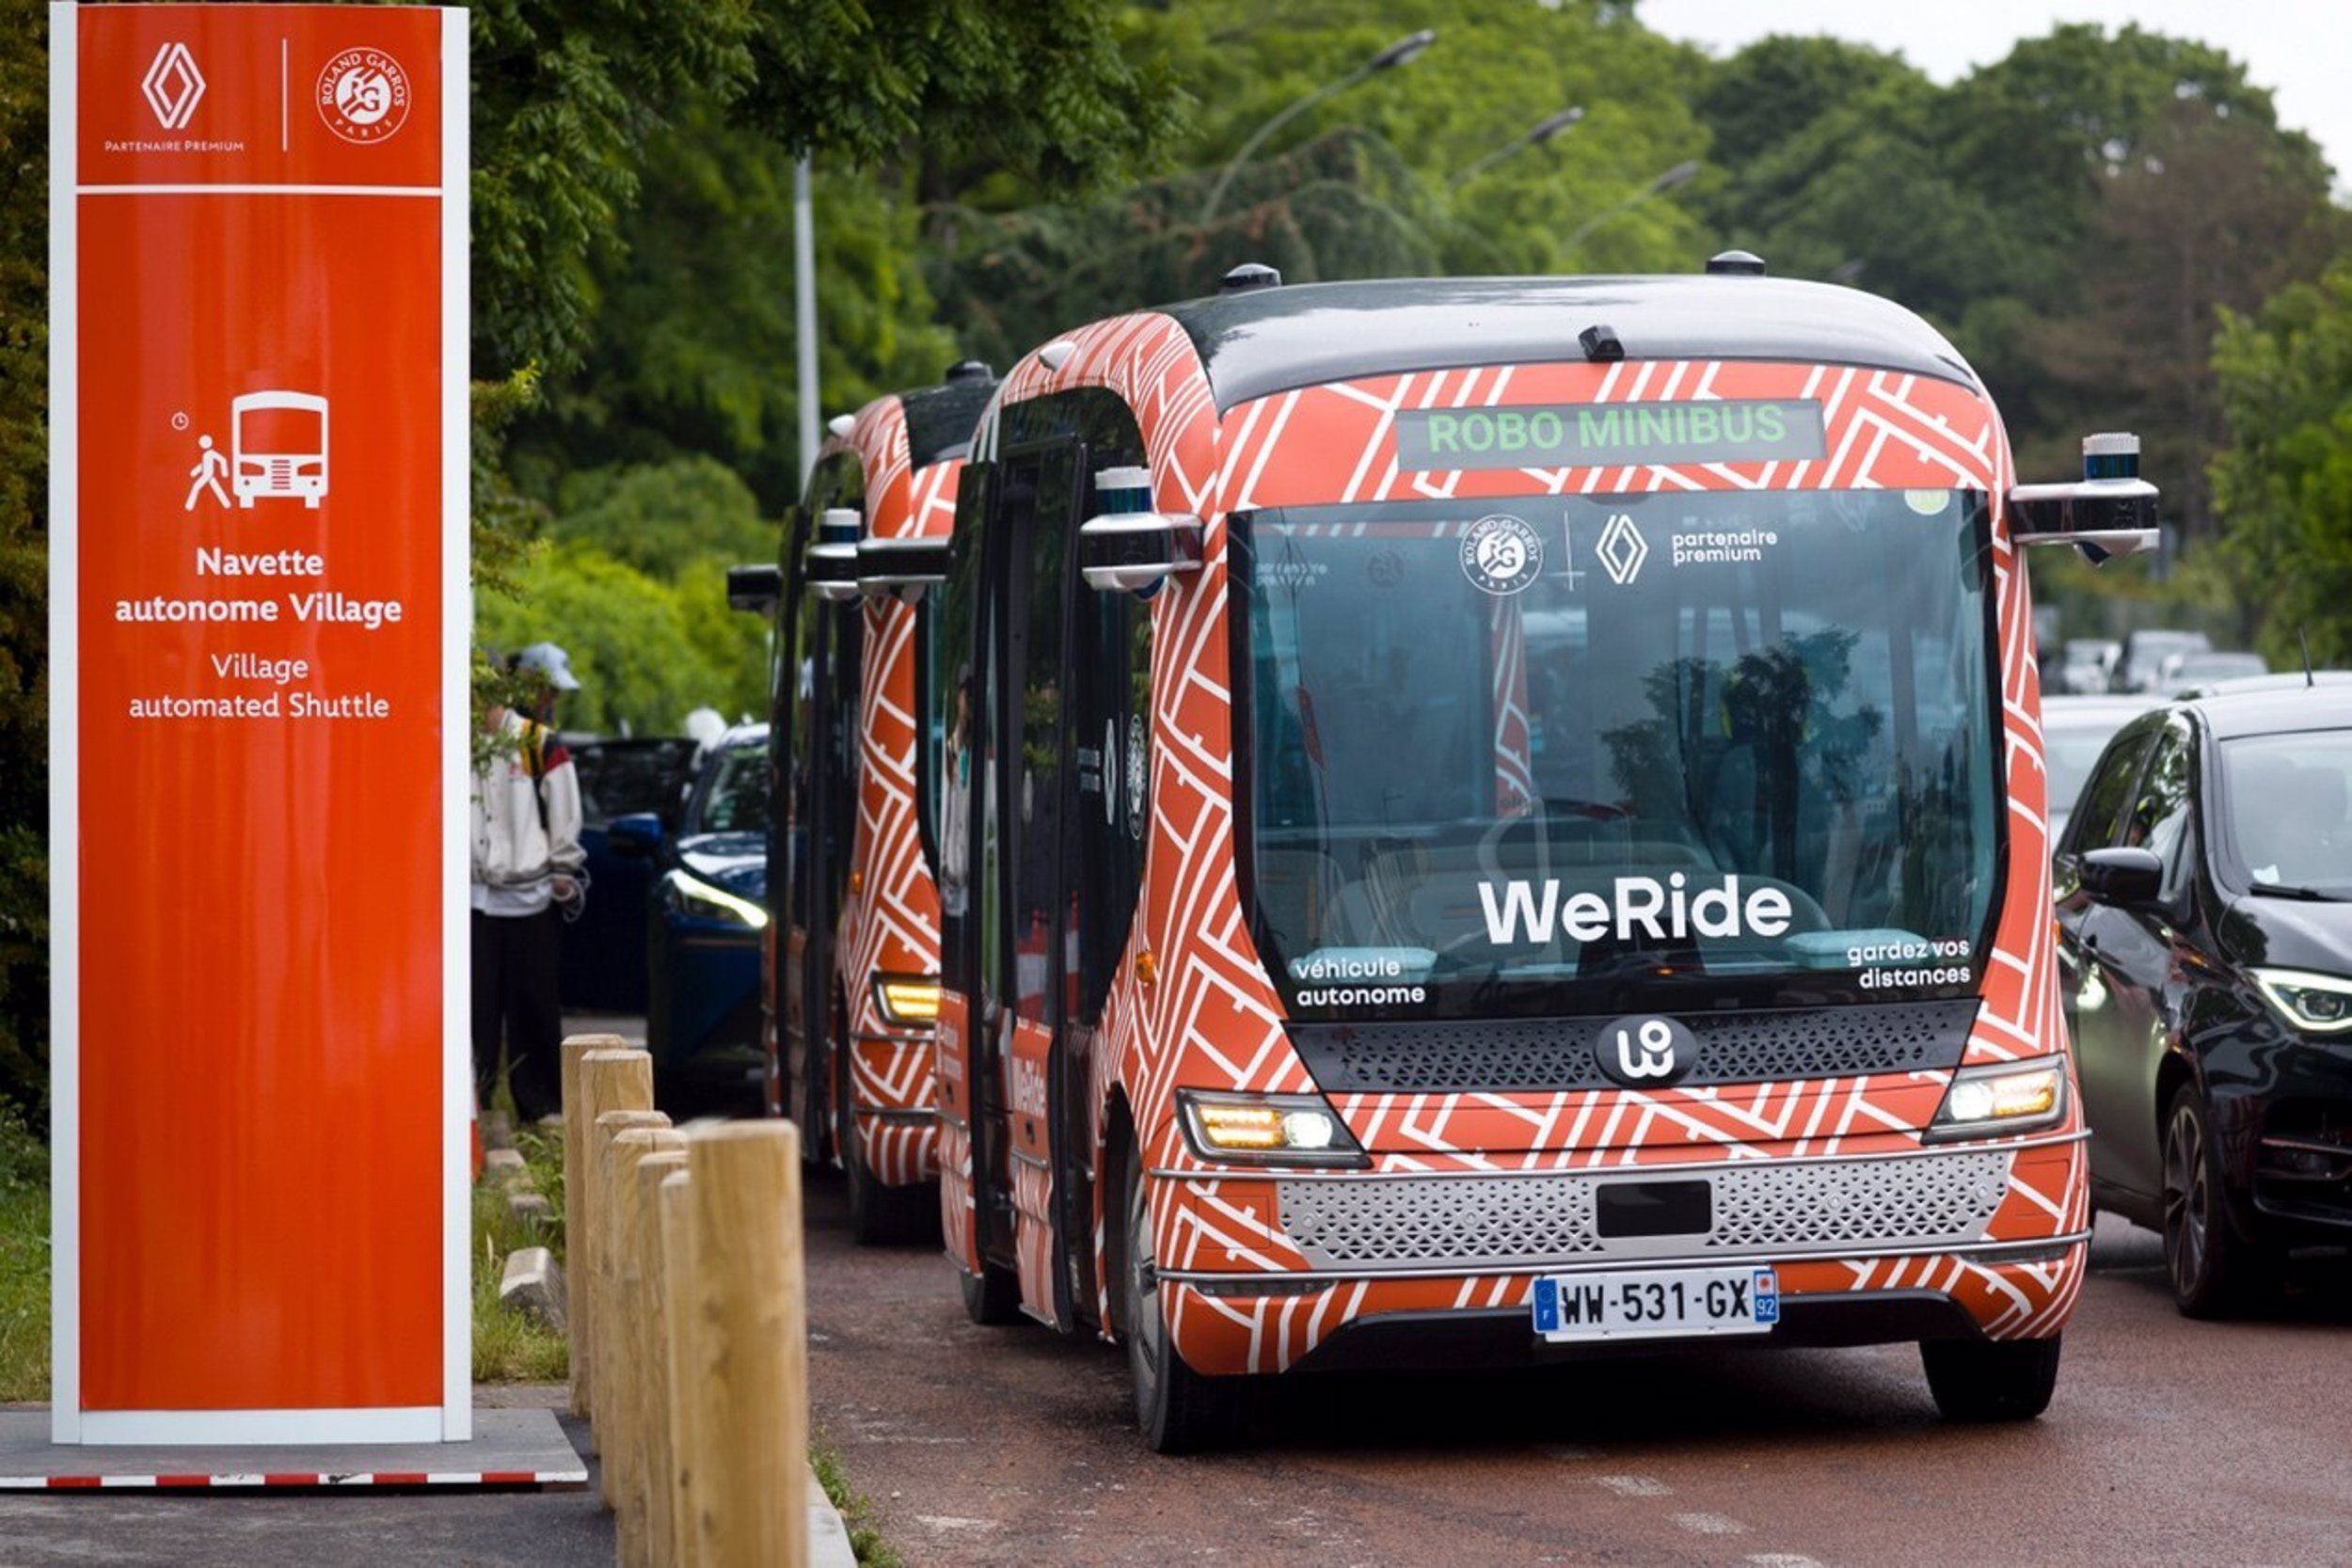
[750,362,997,1241]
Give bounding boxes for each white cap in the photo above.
[683,706,727,750]
[514,641,581,691]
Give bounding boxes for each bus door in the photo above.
[1056,531,1151,1326]
[777,478,865,1140]
[968,440,1087,1325]
[799,596,863,1138]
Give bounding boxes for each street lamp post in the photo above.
[1560,157,1700,259]
[1198,29,1437,227]
[794,157,819,485]
[1448,106,1583,190]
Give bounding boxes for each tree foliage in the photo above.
[2208,258,2352,663]
[931,130,1442,372]
[1700,24,2342,542]
[476,541,765,737]
[0,0,43,1117]
[507,126,956,512]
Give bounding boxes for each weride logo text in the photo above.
[1477,874,1795,945]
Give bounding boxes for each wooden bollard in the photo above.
[658,1169,703,1568]
[631,1148,691,1568]
[590,1105,669,1489]
[685,1121,807,1568]
[567,1045,650,1421]
[604,1124,684,1566]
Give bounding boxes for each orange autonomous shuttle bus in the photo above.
[739,362,997,1242]
[923,260,2161,1450]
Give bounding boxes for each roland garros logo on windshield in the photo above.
[316,47,410,144]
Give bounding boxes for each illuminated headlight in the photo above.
[870,974,941,1029]
[667,869,769,929]
[1176,1090,1367,1167]
[1926,1055,2067,1141]
[2251,968,2352,1035]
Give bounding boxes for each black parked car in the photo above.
[561,736,701,1014]
[2056,686,2352,1314]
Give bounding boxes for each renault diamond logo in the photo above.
[141,42,206,131]
[1596,513,1649,586]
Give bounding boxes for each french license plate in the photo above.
[1531,1266,1779,1342]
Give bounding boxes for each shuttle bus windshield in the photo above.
[1241,489,2002,1018]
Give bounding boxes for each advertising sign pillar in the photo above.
[48,4,469,1444]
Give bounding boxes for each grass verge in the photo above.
[472,1123,568,1384]
[0,1105,46,1402]
[813,1438,903,1568]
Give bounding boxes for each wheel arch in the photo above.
[1099,1086,1139,1340]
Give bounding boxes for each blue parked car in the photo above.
[610,722,771,1112]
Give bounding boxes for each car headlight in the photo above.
[667,868,769,928]
[2250,968,2352,1035]
[1925,1054,2068,1141]
[870,974,941,1029]
[1176,1090,1367,1167]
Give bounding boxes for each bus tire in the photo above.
[1920,1334,2061,1422]
[958,1254,1022,1325]
[836,1044,936,1246]
[1120,1142,1245,1454]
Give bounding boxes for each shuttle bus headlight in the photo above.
[871,973,943,1030]
[1178,1090,1368,1167]
[1926,1056,2066,1141]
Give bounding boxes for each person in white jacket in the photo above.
[470,644,587,1121]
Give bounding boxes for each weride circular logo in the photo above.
[1458,513,1544,596]
[316,48,410,144]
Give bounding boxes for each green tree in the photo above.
[2208,257,2352,661]
[930,130,1442,371]
[475,543,766,736]
[0,0,47,1116]
[1121,0,1712,277]
[507,124,957,513]
[548,456,772,580]
[1700,23,2343,550]
[1694,35,1920,189]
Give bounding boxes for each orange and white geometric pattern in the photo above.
[830,394,956,1189]
[967,315,2086,1370]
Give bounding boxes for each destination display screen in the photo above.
[1394,400,1828,471]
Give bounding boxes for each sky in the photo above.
[1639,0,2351,182]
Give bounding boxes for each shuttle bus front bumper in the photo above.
[1145,1132,2089,1378]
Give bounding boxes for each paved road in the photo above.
[807,1187,2352,1568]
[0,1390,612,1566]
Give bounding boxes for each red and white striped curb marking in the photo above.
[2,1465,587,1489]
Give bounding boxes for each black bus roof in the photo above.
[884,373,988,472]
[1151,275,1979,411]
[900,373,998,469]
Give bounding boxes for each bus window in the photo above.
[1241,490,2001,1011]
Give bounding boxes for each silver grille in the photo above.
[1277,1151,2010,1272]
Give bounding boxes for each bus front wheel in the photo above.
[1120,1142,1246,1453]
[1920,1334,2061,1421]
[835,1042,936,1246]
